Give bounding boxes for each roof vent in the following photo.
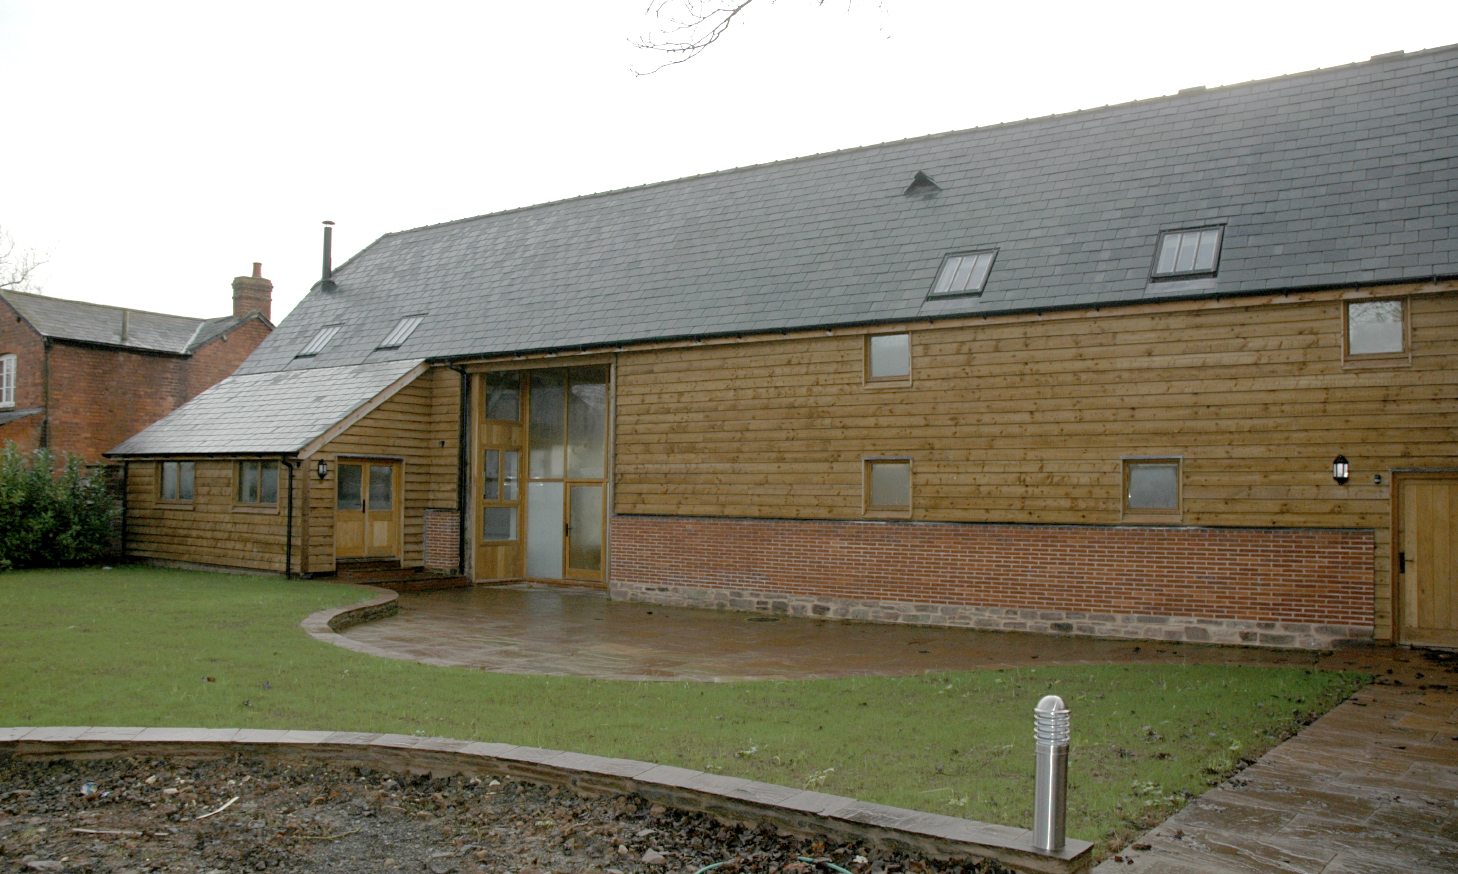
[904,171,941,198]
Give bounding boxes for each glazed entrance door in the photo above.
[524,366,608,583]
[336,460,401,560]
[1398,475,1458,648]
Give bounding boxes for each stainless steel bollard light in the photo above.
[1033,694,1071,853]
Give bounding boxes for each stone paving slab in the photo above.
[0,727,1094,874]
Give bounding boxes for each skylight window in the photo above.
[930,251,996,297]
[378,316,424,349]
[1153,226,1223,278]
[297,325,341,357]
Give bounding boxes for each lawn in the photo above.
[0,567,1368,856]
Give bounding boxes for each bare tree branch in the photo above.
[631,0,762,75]
[0,226,48,294]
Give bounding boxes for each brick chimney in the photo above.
[231,262,273,321]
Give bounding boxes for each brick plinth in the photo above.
[609,516,1375,649]
[424,508,460,571]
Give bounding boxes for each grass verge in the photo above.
[0,567,1368,856]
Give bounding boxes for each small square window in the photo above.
[864,458,912,517]
[160,461,195,502]
[930,251,997,297]
[1123,458,1181,522]
[1152,227,1223,278]
[1345,299,1408,362]
[378,316,424,349]
[297,325,341,357]
[866,333,911,382]
[238,460,279,505]
[482,507,518,542]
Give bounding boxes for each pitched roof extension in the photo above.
[234,45,1457,376]
[106,359,424,457]
[0,289,262,355]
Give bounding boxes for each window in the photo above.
[1345,298,1408,363]
[1152,227,1223,278]
[297,325,341,357]
[930,251,997,297]
[481,448,520,542]
[864,458,912,517]
[865,333,911,383]
[378,316,424,349]
[1123,458,1181,522]
[159,461,195,502]
[237,460,279,505]
[483,371,521,421]
[0,353,14,408]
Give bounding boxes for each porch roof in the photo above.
[106,359,424,457]
[236,45,1457,376]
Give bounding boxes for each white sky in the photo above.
[2,1,1455,322]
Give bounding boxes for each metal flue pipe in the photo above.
[1033,694,1070,853]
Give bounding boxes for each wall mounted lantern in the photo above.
[316,459,329,480]
[1332,455,1350,485]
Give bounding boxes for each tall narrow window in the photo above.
[1123,458,1181,522]
[930,251,997,297]
[1152,227,1223,278]
[483,371,521,421]
[864,458,912,518]
[0,353,15,408]
[297,325,341,357]
[237,460,279,505]
[1345,298,1408,362]
[159,461,195,502]
[866,334,911,383]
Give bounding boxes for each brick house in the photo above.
[0,266,274,462]
[110,48,1458,650]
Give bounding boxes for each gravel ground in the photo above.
[0,755,1013,874]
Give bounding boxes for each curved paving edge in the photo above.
[0,727,1091,874]
[301,587,401,650]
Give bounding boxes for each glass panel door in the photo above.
[566,485,604,576]
[526,481,564,579]
[335,463,366,558]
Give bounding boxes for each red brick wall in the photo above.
[0,299,47,454]
[424,509,460,571]
[186,319,271,399]
[610,515,1375,645]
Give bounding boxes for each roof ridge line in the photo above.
[349,42,1458,249]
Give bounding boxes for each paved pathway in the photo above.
[332,583,1458,872]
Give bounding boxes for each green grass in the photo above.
[0,567,1368,855]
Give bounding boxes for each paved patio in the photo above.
[328,582,1458,873]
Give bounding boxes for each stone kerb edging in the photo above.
[0,727,1092,874]
[300,587,399,635]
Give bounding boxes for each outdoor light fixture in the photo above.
[316,459,329,480]
[1332,455,1350,485]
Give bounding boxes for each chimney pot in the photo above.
[252,262,263,279]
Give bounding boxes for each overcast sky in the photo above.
[2,1,1455,323]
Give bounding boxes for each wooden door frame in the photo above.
[1391,468,1458,647]
[334,456,405,564]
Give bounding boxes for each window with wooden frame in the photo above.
[158,460,195,503]
[1343,297,1410,366]
[482,371,521,421]
[0,353,14,408]
[236,460,279,506]
[481,448,520,542]
[1122,458,1182,523]
[865,333,911,385]
[864,457,912,518]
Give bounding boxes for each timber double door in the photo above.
[475,365,608,584]
[335,460,401,560]
[1397,473,1458,648]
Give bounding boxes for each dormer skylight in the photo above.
[1152,226,1223,278]
[929,251,997,297]
[378,315,424,349]
[297,325,341,357]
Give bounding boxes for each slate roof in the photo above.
[106,359,422,456]
[239,45,1458,377]
[0,408,42,427]
[0,289,260,355]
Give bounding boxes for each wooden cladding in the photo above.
[613,289,1458,640]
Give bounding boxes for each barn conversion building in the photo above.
[110,46,1458,650]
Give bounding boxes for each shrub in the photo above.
[0,442,119,570]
